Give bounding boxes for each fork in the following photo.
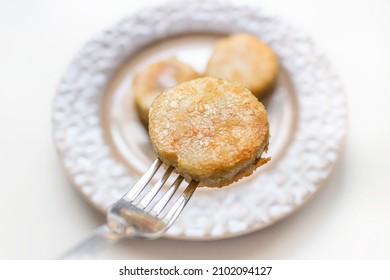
[60,159,199,259]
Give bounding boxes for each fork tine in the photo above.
[125,159,162,202]
[162,180,199,225]
[138,166,174,209]
[151,175,184,215]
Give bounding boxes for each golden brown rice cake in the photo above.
[149,76,270,188]
[205,33,278,98]
[133,57,199,126]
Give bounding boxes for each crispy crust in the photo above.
[205,33,279,98]
[133,57,199,126]
[149,77,270,188]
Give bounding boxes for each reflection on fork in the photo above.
[60,159,198,259]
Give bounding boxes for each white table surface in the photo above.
[0,0,389,259]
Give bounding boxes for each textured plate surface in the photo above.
[53,0,347,240]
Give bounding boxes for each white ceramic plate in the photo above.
[53,0,347,240]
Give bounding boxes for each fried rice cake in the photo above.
[148,76,270,188]
[133,57,199,126]
[205,33,278,98]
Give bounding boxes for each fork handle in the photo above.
[59,225,121,259]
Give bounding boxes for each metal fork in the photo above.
[60,159,198,259]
